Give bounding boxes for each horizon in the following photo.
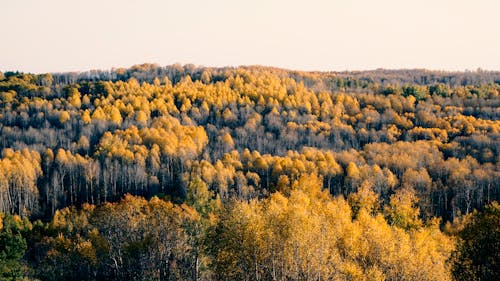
[3,63,500,76]
[2,0,500,73]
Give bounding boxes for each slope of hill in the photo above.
[0,64,498,280]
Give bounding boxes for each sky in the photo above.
[1,0,500,73]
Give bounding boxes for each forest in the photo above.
[0,64,499,280]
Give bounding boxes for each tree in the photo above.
[81,109,91,124]
[59,110,71,125]
[384,187,422,230]
[348,181,379,218]
[0,213,30,280]
[451,202,500,281]
[345,162,361,196]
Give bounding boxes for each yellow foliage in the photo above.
[59,111,71,124]
[213,174,453,281]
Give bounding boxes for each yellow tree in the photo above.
[384,187,422,230]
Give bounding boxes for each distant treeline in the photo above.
[14,63,499,88]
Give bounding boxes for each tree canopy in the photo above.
[0,65,498,280]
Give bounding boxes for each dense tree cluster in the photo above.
[450,202,499,281]
[208,175,453,281]
[1,65,498,219]
[8,176,454,280]
[0,65,499,279]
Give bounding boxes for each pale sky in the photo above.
[1,0,499,73]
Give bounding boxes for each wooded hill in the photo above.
[0,64,498,280]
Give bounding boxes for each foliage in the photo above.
[31,195,201,280]
[451,202,500,281]
[21,178,456,281]
[0,213,31,280]
[0,65,499,279]
[208,174,454,281]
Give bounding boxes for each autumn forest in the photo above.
[0,64,498,280]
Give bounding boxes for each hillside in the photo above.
[0,64,499,280]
